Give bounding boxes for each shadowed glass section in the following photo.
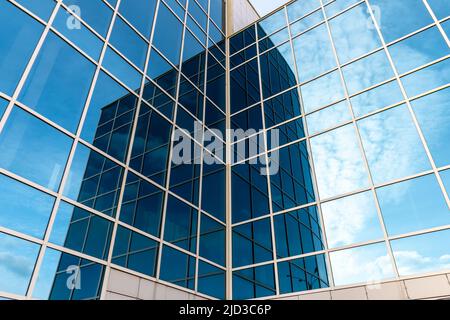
[233,264,275,300]
[160,245,196,290]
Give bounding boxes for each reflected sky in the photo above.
[306,100,351,135]
[391,229,450,276]
[358,104,430,185]
[330,242,395,286]
[311,124,369,199]
[0,232,40,296]
[322,191,383,248]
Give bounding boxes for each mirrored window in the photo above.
[233,264,275,299]
[50,202,112,260]
[377,174,449,236]
[0,107,72,191]
[0,98,7,118]
[202,166,226,222]
[112,225,158,277]
[33,248,105,300]
[0,2,44,96]
[441,170,450,198]
[199,214,225,266]
[391,229,450,276]
[16,0,55,20]
[278,254,328,294]
[306,100,352,135]
[19,32,96,132]
[159,245,196,289]
[264,88,301,128]
[411,87,450,168]
[293,24,336,82]
[369,0,433,43]
[0,174,55,239]
[118,0,157,38]
[103,46,143,91]
[258,8,286,37]
[233,218,273,268]
[310,125,369,199]
[287,0,321,22]
[290,10,324,37]
[63,143,124,217]
[358,105,430,184]
[325,0,360,16]
[329,3,381,64]
[389,27,450,75]
[330,242,395,286]
[63,0,113,36]
[198,261,225,299]
[427,0,450,19]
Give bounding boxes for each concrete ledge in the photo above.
[404,275,450,300]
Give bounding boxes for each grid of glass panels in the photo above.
[0,0,450,301]
[229,0,450,299]
[0,0,226,300]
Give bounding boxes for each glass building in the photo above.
[0,0,449,300]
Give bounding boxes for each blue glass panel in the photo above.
[50,201,113,260]
[322,191,383,248]
[378,174,449,236]
[63,0,113,36]
[199,214,225,266]
[389,27,450,74]
[343,49,394,95]
[103,47,143,90]
[401,58,450,98]
[369,0,433,43]
[0,1,44,96]
[33,248,105,300]
[19,31,96,132]
[391,229,450,276]
[0,174,55,239]
[441,170,450,198]
[160,246,196,289]
[197,261,225,299]
[325,0,360,16]
[164,196,198,253]
[118,0,157,38]
[233,218,273,268]
[53,7,103,60]
[310,124,369,199]
[153,3,184,65]
[287,0,321,22]
[412,87,450,167]
[329,3,381,64]
[0,98,8,118]
[306,100,352,135]
[16,0,55,21]
[290,10,324,37]
[112,225,158,277]
[63,143,123,217]
[0,232,40,296]
[293,24,336,82]
[427,0,450,19]
[0,107,72,191]
[233,264,275,299]
[358,105,430,184]
[330,242,395,286]
[258,8,286,37]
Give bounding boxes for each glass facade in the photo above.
[0,0,449,300]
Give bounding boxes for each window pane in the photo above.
[0,232,40,296]
[120,172,164,237]
[301,70,345,113]
[389,27,450,75]
[441,170,450,198]
[33,248,105,300]
[310,125,369,199]
[164,196,198,253]
[0,1,44,96]
[343,49,394,95]
[153,3,183,65]
[329,3,381,64]
[287,0,321,22]
[258,8,286,37]
[412,87,450,168]
[293,24,336,82]
[377,174,449,236]
[118,0,157,38]
[197,261,225,299]
[358,105,430,184]
[330,243,395,286]
[233,264,275,299]
[50,201,113,260]
[63,0,113,36]
[369,0,433,43]
[18,32,96,132]
[0,98,7,118]
[199,214,225,266]
[202,167,226,221]
[103,47,143,91]
[322,191,383,248]
[391,229,450,276]
[112,225,158,277]
[16,0,55,20]
[306,100,352,135]
[0,107,72,191]
[350,80,404,117]
[63,143,124,217]
[233,218,273,268]
[427,0,450,19]
[159,246,196,290]
[0,174,55,239]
